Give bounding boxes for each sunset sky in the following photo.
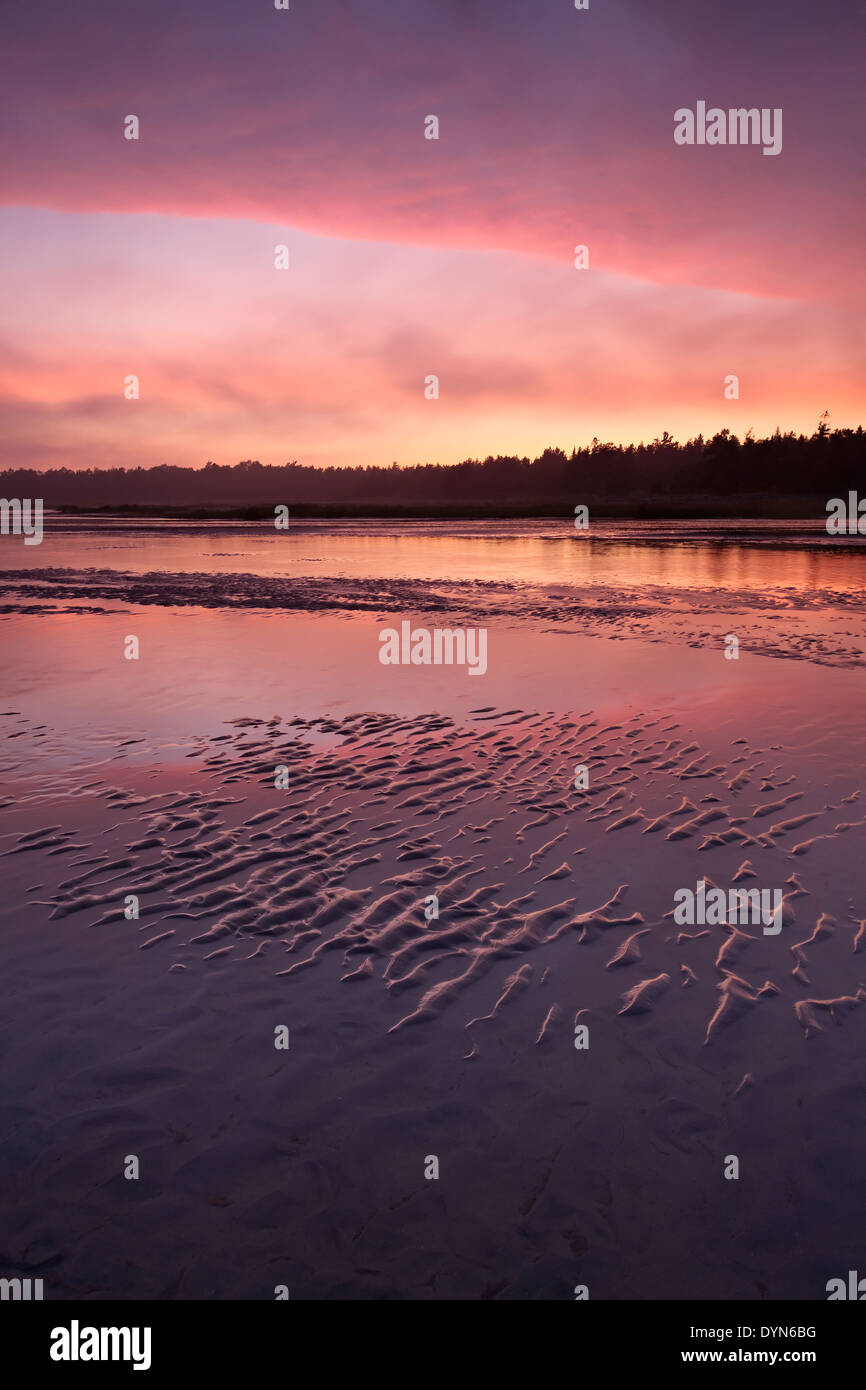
[2,0,863,472]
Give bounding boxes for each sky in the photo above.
[1,0,864,472]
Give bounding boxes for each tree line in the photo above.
[1,424,862,511]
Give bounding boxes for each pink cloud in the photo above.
[2,0,863,302]
[0,209,861,470]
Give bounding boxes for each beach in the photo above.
[1,519,865,1299]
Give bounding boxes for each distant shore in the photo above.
[51,495,835,522]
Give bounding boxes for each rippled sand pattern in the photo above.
[10,705,866,1050]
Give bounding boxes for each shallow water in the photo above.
[2,520,866,1301]
[4,515,866,591]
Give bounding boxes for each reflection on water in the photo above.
[2,516,865,592]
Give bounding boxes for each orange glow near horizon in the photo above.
[1,211,862,474]
[1,1,863,473]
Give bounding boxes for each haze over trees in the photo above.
[2,425,862,515]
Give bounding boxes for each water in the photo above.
[1,515,864,765]
[4,515,866,592]
[3,514,866,1303]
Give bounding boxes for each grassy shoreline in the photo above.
[51,495,834,522]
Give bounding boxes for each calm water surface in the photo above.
[3,516,865,592]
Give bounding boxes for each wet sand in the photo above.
[2,598,865,1299]
[3,558,866,670]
